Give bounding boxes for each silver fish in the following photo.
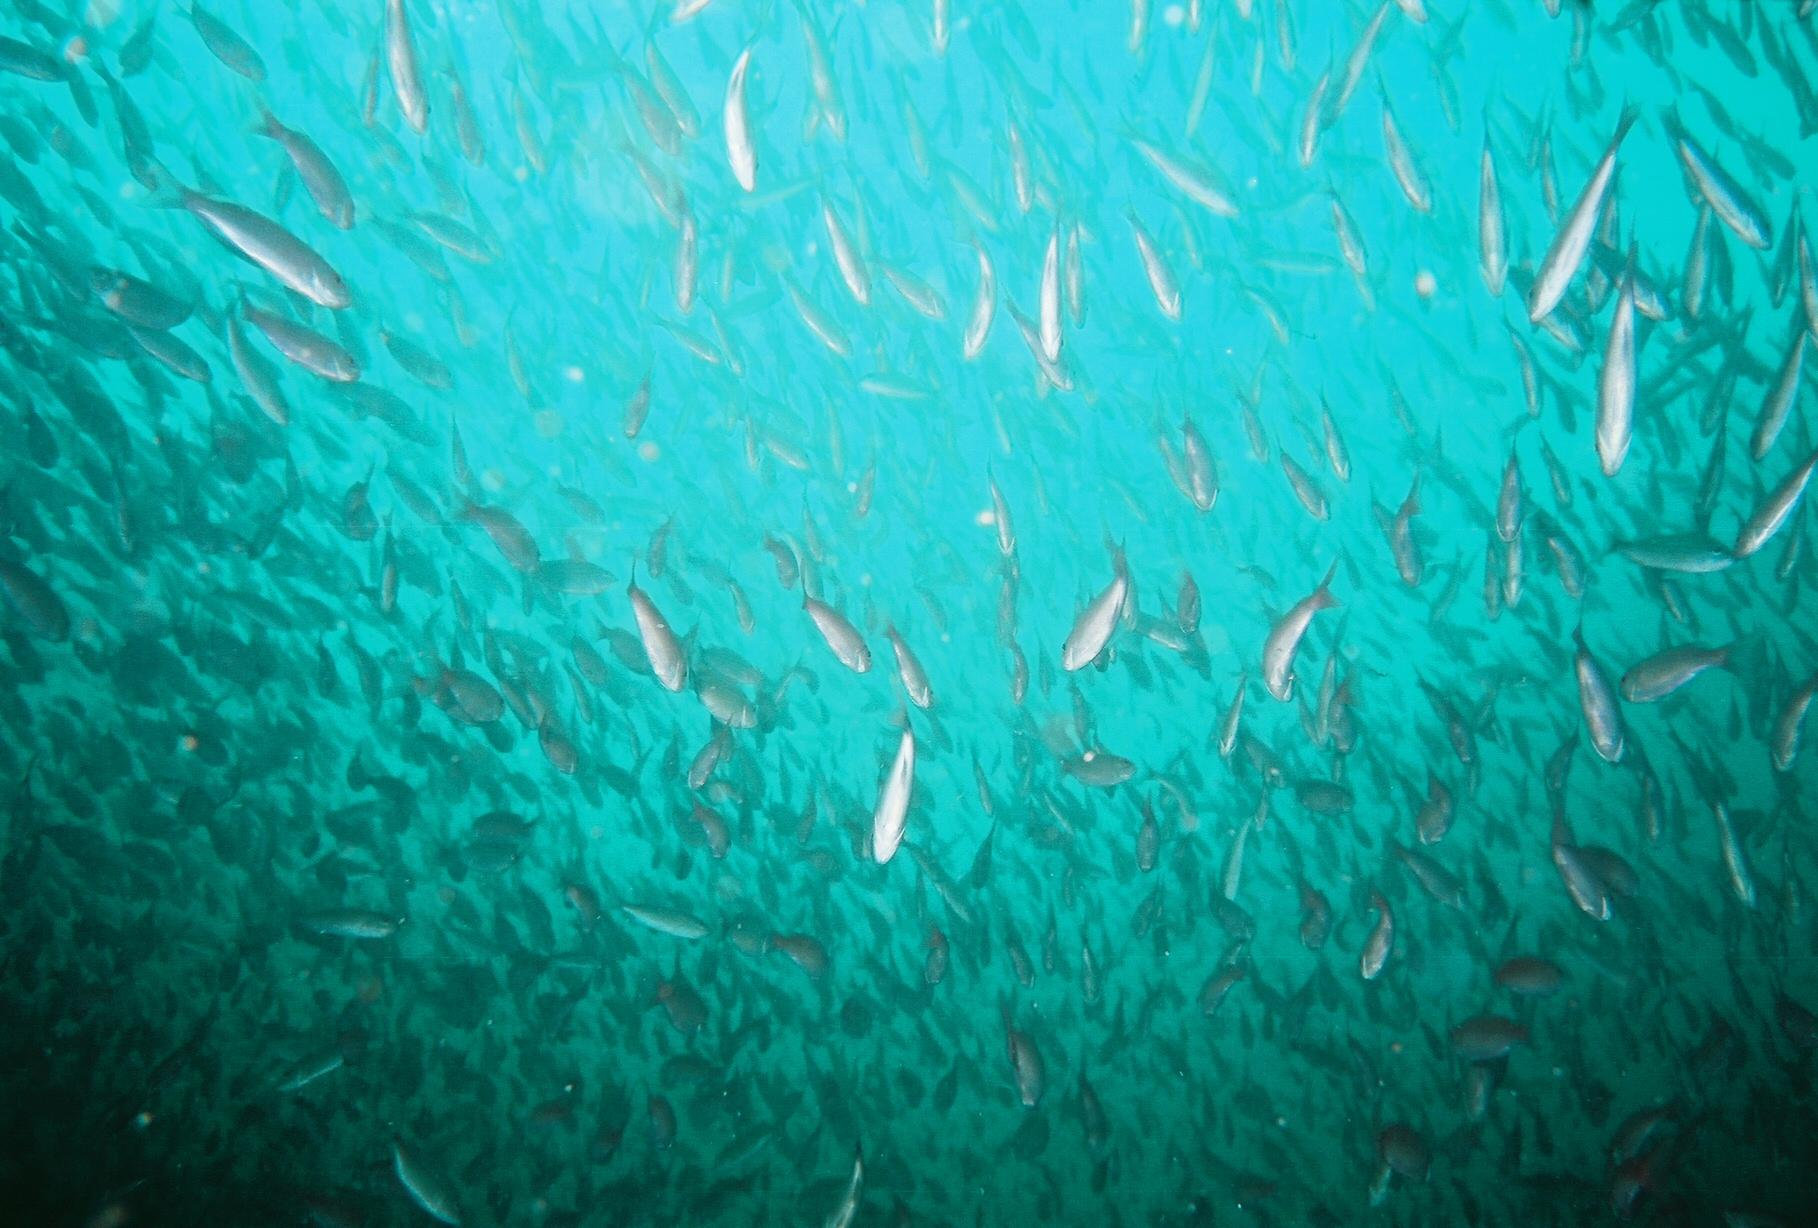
[1528,108,1636,323]
[1263,563,1339,702]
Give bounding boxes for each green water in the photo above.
[1,1,1815,1225]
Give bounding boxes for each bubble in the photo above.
[638,441,661,462]
[563,365,585,383]
[1415,270,1438,298]
[1162,4,1185,26]
[534,410,564,439]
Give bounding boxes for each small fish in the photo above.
[242,302,360,382]
[1734,447,1818,558]
[1573,625,1628,764]
[1664,110,1771,250]
[723,48,757,191]
[871,727,915,864]
[886,626,934,708]
[629,569,686,692]
[1596,248,1637,477]
[385,0,428,134]
[805,595,871,673]
[1528,108,1637,323]
[1262,562,1339,702]
[1062,561,1129,672]
[1479,134,1507,295]
[393,1142,459,1226]
[822,1147,865,1228]
[189,3,266,81]
[1359,891,1393,980]
[1620,643,1733,703]
[621,905,709,940]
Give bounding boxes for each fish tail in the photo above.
[1611,100,1641,147]
[137,158,189,208]
[1317,559,1340,600]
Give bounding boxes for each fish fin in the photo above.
[136,159,190,208]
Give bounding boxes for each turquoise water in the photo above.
[2,1,1816,1224]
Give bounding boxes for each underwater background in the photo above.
[1,0,1816,1224]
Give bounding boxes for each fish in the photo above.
[0,557,70,642]
[804,595,871,673]
[886,626,934,709]
[1735,447,1818,558]
[393,1142,459,1226]
[1620,643,1733,703]
[1359,891,1394,980]
[1479,133,1507,295]
[1663,109,1772,250]
[1262,563,1339,702]
[1062,561,1129,673]
[385,0,427,134]
[1772,675,1818,771]
[242,302,360,381]
[1528,107,1637,323]
[1573,625,1628,764]
[1613,534,1734,574]
[1596,250,1637,477]
[629,569,687,692]
[154,177,352,309]
[0,7,1812,1223]
[1131,137,1238,218]
[964,243,997,360]
[723,48,756,191]
[822,1147,865,1228]
[621,905,709,940]
[189,4,266,81]
[871,727,915,865]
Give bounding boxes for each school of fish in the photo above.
[1,0,1816,1225]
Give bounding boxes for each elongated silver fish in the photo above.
[1263,563,1338,702]
[629,571,686,692]
[1711,802,1757,910]
[160,181,351,309]
[805,595,871,673]
[621,904,708,939]
[822,1147,865,1228]
[385,0,427,134]
[1062,564,1128,672]
[886,626,934,709]
[1620,643,1731,703]
[1749,328,1806,460]
[1772,674,1818,772]
[1614,533,1734,573]
[1595,253,1636,477]
[724,48,756,191]
[1735,447,1818,558]
[243,303,360,381]
[1665,112,1771,250]
[1573,626,1627,763]
[393,1142,460,1226]
[1528,108,1636,323]
[1479,134,1507,296]
[871,727,915,865]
